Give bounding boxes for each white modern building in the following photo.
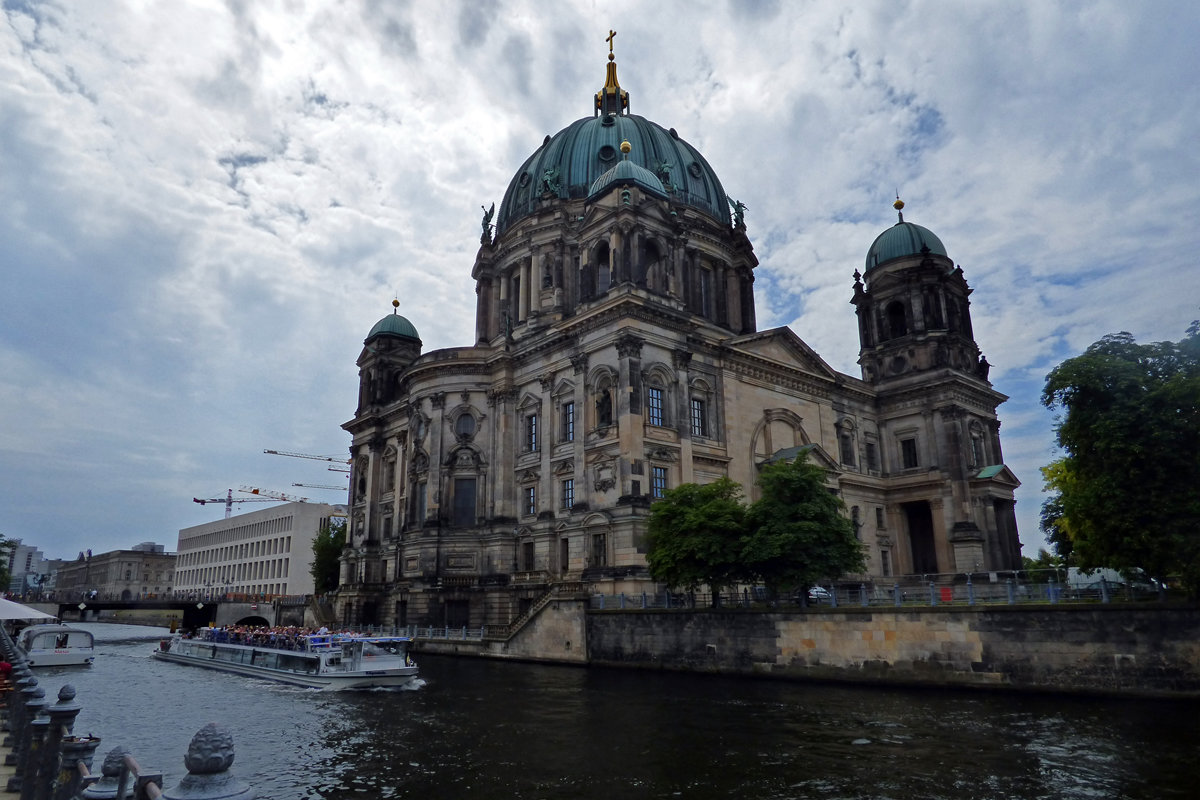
[175,502,342,599]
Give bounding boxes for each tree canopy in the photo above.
[645,477,746,594]
[1041,325,1200,593]
[310,517,346,594]
[645,454,864,598]
[742,457,865,594]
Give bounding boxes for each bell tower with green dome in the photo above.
[849,199,1019,577]
[851,199,989,386]
[355,299,422,413]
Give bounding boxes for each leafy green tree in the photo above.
[0,534,14,592]
[1021,547,1063,572]
[646,478,747,597]
[1038,458,1077,562]
[310,517,346,594]
[742,456,866,596]
[1041,325,1200,594]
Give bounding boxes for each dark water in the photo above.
[28,623,1200,799]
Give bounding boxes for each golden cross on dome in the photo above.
[607,29,616,55]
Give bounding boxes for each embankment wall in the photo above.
[585,604,1200,696]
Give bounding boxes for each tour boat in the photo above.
[17,624,96,667]
[151,629,419,690]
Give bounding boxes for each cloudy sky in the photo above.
[2,0,1197,564]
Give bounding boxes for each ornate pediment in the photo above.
[726,327,840,379]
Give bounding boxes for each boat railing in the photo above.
[192,628,412,654]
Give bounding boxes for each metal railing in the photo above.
[588,571,1172,611]
[0,627,253,799]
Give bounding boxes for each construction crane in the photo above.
[291,483,347,491]
[239,486,310,503]
[192,489,278,519]
[263,449,351,472]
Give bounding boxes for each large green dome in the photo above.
[865,220,948,271]
[366,310,421,343]
[496,114,729,234]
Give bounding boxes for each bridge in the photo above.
[38,598,309,629]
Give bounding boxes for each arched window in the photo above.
[643,366,675,428]
[886,300,908,339]
[969,421,987,468]
[594,241,612,295]
[689,377,715,440]
[640,238,665,292]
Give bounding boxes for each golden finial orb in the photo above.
[620,140,631,154]
[392,298,400,311]
[893,198,905,211]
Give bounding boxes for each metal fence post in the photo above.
[929,582,938,607]
[619,593,626,609]
[81,746,132,800]
[35,685,82,800]
[966,576,975,606]
[9,686,48,794]
[1006,578,1016,604]
[54,734,101,800]
[161,724,252,800]
[1048,577,1058,604]
[829,586,838,608]
[1100,577,1110,603]
[860,583,869,607]
[641,592,647,609]
[893,583,901,608]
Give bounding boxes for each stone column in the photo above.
[673,349,695,483]
[615,334,644,497]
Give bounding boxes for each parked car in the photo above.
[807,586,832,602]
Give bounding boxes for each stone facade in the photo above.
[337,51,1020,629]
[54,548,176,601]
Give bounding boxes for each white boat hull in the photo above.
[23,649,96,667]
[152,634,419,690]
[18,624,96,667]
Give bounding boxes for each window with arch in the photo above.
[886,300,908,339]
[640,238,666,292]
[382,447,397,494]
[838,421,857,467]
[594,240,611,295]
[688,377,715,439]
[969,421,987,467]
[647,387,664,426]
[643,367,674,428]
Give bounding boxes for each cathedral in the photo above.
[336,44,1021,628]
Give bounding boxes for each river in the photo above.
[25,623,1200,799]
